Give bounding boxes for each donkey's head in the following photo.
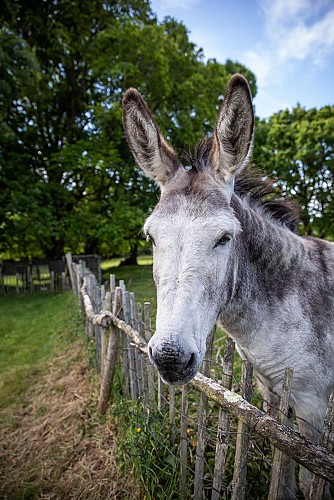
[123,74,254,385]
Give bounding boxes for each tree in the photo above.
[253,106,334,238]
[0,0,257,260]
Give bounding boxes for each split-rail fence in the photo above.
[71,259,334,500]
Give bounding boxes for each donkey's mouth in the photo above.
[148,344,200,385]
[150,353,199,385]
[159,365,199,386]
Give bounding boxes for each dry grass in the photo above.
[0,341,140,500]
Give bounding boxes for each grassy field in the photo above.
[102,257,156,314]
[0,292,81,408]
[0,291,138,499]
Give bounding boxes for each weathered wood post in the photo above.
[230,359,253,500]
[120,282,138,400]
[268,367,293,500]
[97,287,122,415]
[129,292,142,399]
[193,327,216,500]
[144,302,155,406]
[65,253,75,292]
[169,386,176,446]
[212,335,235,499]
[100,288,110,374]
[180,384,189,497]
[136,302,145,400]
[309,390,334,500]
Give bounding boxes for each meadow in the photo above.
[0,292,80,408]
[0,291,138,499]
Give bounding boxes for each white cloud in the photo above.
[243,51,272,87]
[157,0,200,10]
[277,9,334,64]
[259,0,331,29]
[242,0,334,90]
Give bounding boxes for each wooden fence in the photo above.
[0,254,100,293]
[0,259,69,293]
[71,260,334,499]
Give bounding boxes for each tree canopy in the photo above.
[0,0,257,260]
[253,106,334,238]
[1,0,333,261]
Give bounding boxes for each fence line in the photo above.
[0,254,101,294]
[72,260,334,498]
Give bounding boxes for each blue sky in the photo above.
[150,0,334,118]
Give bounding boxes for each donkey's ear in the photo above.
[211,74,254,189]
[123,88,180,187]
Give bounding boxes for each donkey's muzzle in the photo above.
[148,338,199,385]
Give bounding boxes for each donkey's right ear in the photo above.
[123,89,180,187]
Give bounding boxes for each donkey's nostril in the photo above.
[185,352,196,371]
[148,345,153,359]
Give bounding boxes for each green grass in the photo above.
[102,260,156,314]
[0,292,80,408]
[101,255,153,270]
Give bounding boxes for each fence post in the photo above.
[136,302,145,400]
[121,285,138,400]
[65,253,75,292]
[50,270,55,292]
[97,287,122,415]
[101,289,111,374]
[230,360,253,500]
[94,284,102,372]
[212,335,235,499]
[144,302,155,406]
[309,390,334,500]
[193,327,216,500]
[180,384,189,497]
[110,274,116,309]
[129,292,142,399]
[169,386,176,447]
[268,367,294,500]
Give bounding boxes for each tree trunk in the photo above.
[119,243,138,266]
[44,237,65,260]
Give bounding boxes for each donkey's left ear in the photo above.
[123,88,180,188]
[211,74,254,191]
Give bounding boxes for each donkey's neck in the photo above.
[220,195,307,344]
[232,194,305,271]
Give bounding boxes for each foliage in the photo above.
[253,106,334,238]
[0,0,256,260]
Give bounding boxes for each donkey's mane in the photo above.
[183,138,300,233]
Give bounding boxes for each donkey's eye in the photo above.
[146,233,156,246]
[214,233,232,248]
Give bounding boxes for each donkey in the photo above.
[122,74,334,499]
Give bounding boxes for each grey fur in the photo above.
[122,74,334,499]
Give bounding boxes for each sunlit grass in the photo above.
[101,255,153,270]
[102,261,156,315]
